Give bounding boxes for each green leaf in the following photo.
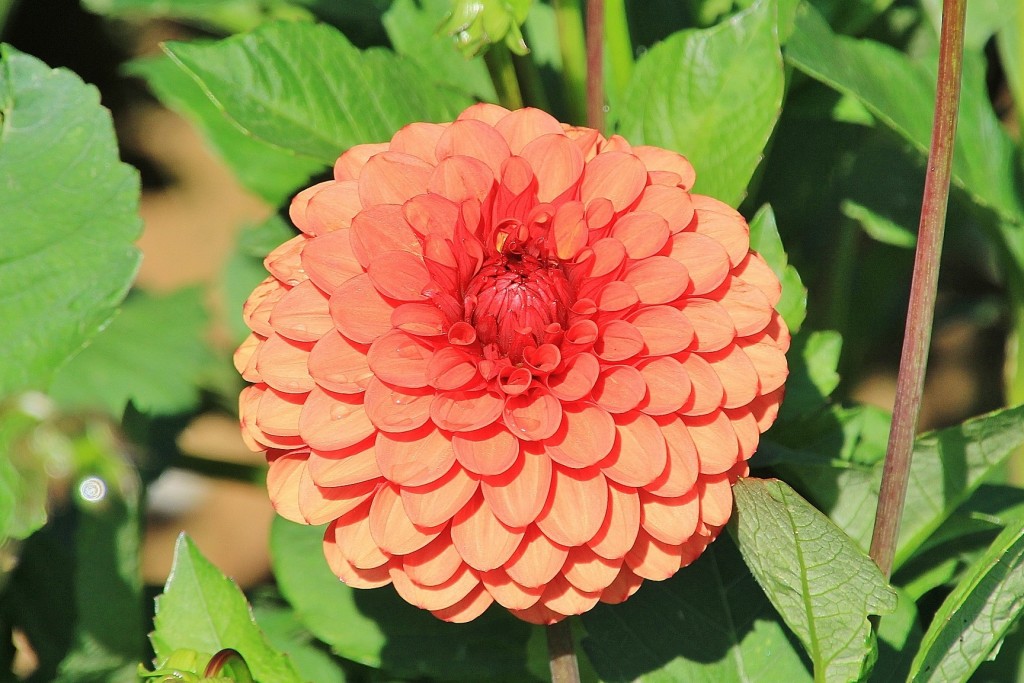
[909,512,1024,682]
[0,44,142,396]
[0,400,51,543]
[270,517,541,681]
[48,288,212,417]
[611,0,784,207]
[580,534,812,682]
[151,534,304,683]
[841,200,917,249]
[777,330,843,420]
[875,588,924,683]
[162,21,475,166]
[730,478,897,683]
[82,0,312,33]
[252,601,347,683]
[920,0,1017,50]
[996,4,1023,133]
[223,215,296,343]
[748,204,807,332]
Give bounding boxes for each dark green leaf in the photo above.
[874,588,923,683]
[748,205,807,332]
[251,602,347,683]
[996,5,1022,132]
[0,45,142,395]
[730,478,897,682]
[82,0,312,33]
[611,0,784,206]
[777,330,843,420]
[842,200,917,248]
[0,401,51,543]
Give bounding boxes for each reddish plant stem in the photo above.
[547,619,581,683]
[868,0,967,580]
[585,0,605,130]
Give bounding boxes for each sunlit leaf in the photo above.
[748,204,806,332]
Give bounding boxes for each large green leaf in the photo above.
[82,0,311,32]
[730,478,897,683]
[610,0,784,207]
[251,601,347,683]
[996,4,1022,133]
[909,512,1024,682]
[0,45,142,396]
[748,204,807,333]
[580,534,812,682]
[151,534,304,683]
[270,516,542,681]
[48,288,212,417]
[0,401,51,544]
[162,21,474,166]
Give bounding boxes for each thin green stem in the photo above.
[513,50,551,111]
[552,0,588,124]
[868,0,967,581]
[585,0,605,130]
[484,44,524,110]
[547,619,581,683]
[603,0,633,103]
[0,0,18,36]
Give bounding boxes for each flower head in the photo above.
[235,104,789,624]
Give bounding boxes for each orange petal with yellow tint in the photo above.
[426,346,480,390]
[257,388,305,436]
[264,235,306,286]
[546,352,599,402]
[334,143,388,181]
[324,522,393,588]
[265,451,306,523]
[334,501,391,569]
[308,331,372,394]
[698,474,734,527]
[482,447,552,528]
[390,563,479,611]
[358,151,433,206]
[404,531,463,586]
[599,565,644,604]
[645,416,699,497]
[308,440,381,486]
[244,277,286,337]
[369,483,444,555]
[706,344,760,409]
[349,205,422,267]
[624,529,684,580]
[541,574,601,616]
[594,280,639,313]
[634,185,695,232]
[452,423,520,476]
[257,334,315,394]
[563,544,622,593]
[633,145,696,189]
[432,583,494,623]
[691,195,749,267]
[233,334,261,382]
[366,330,432,388]
[713,277,773,337]
[612,212,670,259]
[624,256,690,305]
[301,228,362,293]
[588,480,640,559]
[667,232,731,296]
[271,280,333,343]
[435,118,511,175]
[451,493,525,571]
[429,155,494,204]
[594,320,643,362]
[510,602,565,625]
[289,180,331,234]
[727,407,760,461]
[735,252,782,306]
[545,402,615,468]
[457,101,511,125]
[580,152,647,212]
[626,305,694,356]
[298,469,378,525]
[640,489,699,545]
[481,569,543,609]
[678,353,725,416]
[689,410,740,475]
[749,386,784,432]
[299,387,374,450]
[679,299,735,352]
[520,134,585,203]
[592,365,646,414]
[504,524,569,587]
[367,251,432,302]
[503,389,562,441]
[551,200,588,261]
[390,122,445,164]
[375,424,455,487]
[392,302,448,337]
[494,107,564,153]
[400,463,479,527]
[637,356,691,415]
[679,525,718,568]
[602,413,667,487]
[305,181,362,234]
[330,273,396,344]
[363,378,432,433]
[536,465,608,546]
[741,335,788,394]
[431,390,504,431]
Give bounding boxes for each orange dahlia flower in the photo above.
[235,104,789,624]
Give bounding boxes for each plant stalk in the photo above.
[547,619,581,683]
[603,0,632,103]
[585,0,605,130]
[484,44,524,110]
[867,0,967,580]
[552,0,588,124]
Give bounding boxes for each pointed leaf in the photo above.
[748,204,806,332]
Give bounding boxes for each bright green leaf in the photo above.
[842,200,917,248]
[778,330,843,420]
[996,4,1023,133]
[611,0,784,207]
[749,204,807,332]
[0,44,142,396]
[151,534,304,683]
[252,601,347,683]
[82,0,312,33]
[48,288,213,417]
[162,21,474,166]
[920,0,1017,50]
[0,398,55,544]
[730,478,897,683]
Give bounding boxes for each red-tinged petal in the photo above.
[666,232,731,296]
[366,251,432,302]
[403,193,459,240]
[429,388,501,431]
[401,463,479,527]
[299,469,379,525]
[648,170,682,186]
[547,352,599,402]
[432,584,494,623]
[645,416,699,497]
[735,252,782,306]
[580,152,647,212]
[375,424,456,487]
[404,531,463,586]
[749,386,784,432]
[271,280,333,343]
[334,501,391,569]
[480,569,543,609]
[266,451,307,523]
[308,440,381,486]
[392,302,448,337]
[233,334,262,382]
[639,489,699,545]
[594,320,644,362]
[429,155,494,204]
[494,107,564,153]
[256,334,315,394]
[301,228,362,293]
[298,387,375,450]
[535,465,608,546]
[586,197,615,232]
[594,280,639,313]
[552,200,588,260]
[358,151,433,206]
[510,602,565,625]
[366,329,432,388]
[689,410,740,475]
[563,544,622,593]
[705,344,759,409]
[264,235,307,286]
[520,133,585,203]
[243,277,284,337]
[305,181,362,235]
[362,377,432,433]
[728,407,760,461]
[289,180,332,234]
[242,385,300,450]
[637,356,691,415]
[503,389,562,441]
[698,474,734,527]
[390,563,479,611]
[763,310,791,353]
[350,205,422,268]
[308,331,372,394]
[581,237,627,279]
[691,194,749,267]
[540,574,601,616]
[563,124,603,160]
[678,352,725,416]
[623,256,690,305]
[452,423,520,476]
[588,480,640,559]
[624,529,684,580]
[679,299,735,352]
[426,346,480,390]
[634,185,695,232]
[627,306,694,356]
[481,447,552,528]
[599,566,644,604]
[324,522,393,588]
[523,344,560,375]
[457,102,512,125]
[504,525,569,588]
[740,335,788,394]
[602,412,668,487]
[330,273,396,344]
[451,493,525,571]
[435,118,511,175]
[633,145,696,189]
[679,526,718,568]
[545,402,615,468]
[256,388,305,436]
[334,143,388,181]
[611,212,670,259]
[369,483,444,555]
[591,365,646,414]
[389,122,446,164]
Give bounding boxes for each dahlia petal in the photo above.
[546,352,600,402]
[585,197,615,232]
[244,277,287,337]
[562,320,599,353]
[429,155,495,204]
[494,156,537,220]
[523,344,561,375]
[623,256,690,305]
[624,529,684,580]
[591,365,646,414]
[350,205,422,268]
[481,447,552,528]
[452,423,520,476]
[582,237,626,279]
[587,480,641,560]
[392,302,448,336]
[334,502,391,569]
[611,212,670,260]
[735,252,782,306]
[503,389,562,441]
[763,310,791,353]
[698,474,734,527]
[648,170,683,187]
[431,584,494,623]
[403,193,459,241]
[594,280,639,313]
[679,525,719,568]
[749,386,785,432]
[689,410,740,475]
[362,377,432,433]
[256,334,315,394]
[301,228,362,293]
[519,134,585,203]
[634,185,695,232]
[494,107,564,153]
[305,181,362,235]
[456,102,512,125]
[298,469,379,525]
[401,462,479,527]
[256,387,305,436]
[678,352,725,416]
[426,346,480,390]
[436,118,511,175]
[390,563,479,611]
[298,387,375,450]
[691,195,749,267]
[324,522,393,588]
[728,407,760,461]
[369,483,444,555]
[404,531,463,586]
[264,235,307,286]
[270,280,333,343]
[563,544,622,593]
[639,489,699,545]
[242,385,302,450]
[552,200,588,260]
[265,451,306,523]
[679,299,735,352]
[602,413,668,487]
[289,181,332,235]
[645,416,699,497]
[581,152,647,212]
[334,143,389,181]
[540,574,601,616]
[740,335,789,394]
[510,602,565,625]
[389,122,446,164]
[233,334,262,382]
[667,232,731,295]
[637,356,691,415]
[633,145,696,189]
[706,343,760,409]
[535,465,608,546]
[376,424,456,487]
[358,151,433,206]
[366,330,433,388]
[594,320,644,362]
[713,276,773,338]
[504,525,569,588]
[308,331,372,394]
[627,306,694,356]
[366,251,432,302]
[480,569,543,609]
[544,402,615,469]
[451,493,525,571]
[307,440,382,486]
[330,273,396,344]
[599,565,644,604]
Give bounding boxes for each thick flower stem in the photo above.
[868,0,966,581]
[547,619,581,683]
[602,0,632,103]
[552,0,588,124]
[484,44,524,110]
[585,0,605,131]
